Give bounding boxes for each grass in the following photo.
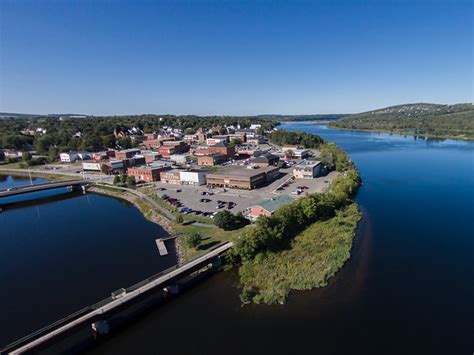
[238,203,361,305]
[172,223,247,260]
[0,161,26,169]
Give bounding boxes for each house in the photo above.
[60,152,79,163]
[76,151,91,160]
[248,195,293,220]
[197,154,228,166]
[179,170,207,186]
[115,148,141,160]
[82,162,102,171]
[206,165,279,190]
[127,165,170,183]
[249,153,279,167]
[293,160,322,179]
[159,169,183,185]
[292,149,311,159]
[236,128,258,138]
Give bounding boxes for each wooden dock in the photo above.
[155,239,168,256]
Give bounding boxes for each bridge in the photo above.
[1,242,233,355]
[0,180,91,199]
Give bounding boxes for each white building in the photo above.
[170,154,192,165]
[82,162,102,171]
[293,160,322,179]
[179,170,206,185]
[60,152,79,163]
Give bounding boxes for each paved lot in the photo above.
[145,169,340,216]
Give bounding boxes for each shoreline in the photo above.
[325,124,474,141]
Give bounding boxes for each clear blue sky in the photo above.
[0,0,472,116]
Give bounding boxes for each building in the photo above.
[282,144,303,152]
[193,142,235,158]
[159,169,183,185]
[104,160,124,171]
[142,151,161,164]
[236,128,258,138]
[127,165,170,183]
[293,160,322,179]
[247,136,265,145]
[248,195,293,220]
[179,170,207,186]
[206,135,229,146]
[144,132,159,141]
[249,153,279,167]
[115,148,141,160]
[158,141,189,158]
[59,152,79,163]
[170,154,192,165]
[206,165,279,190]
[143,139,163,149]
[82,162,102,171]
[292,149,311,159]
[197,154,228,166]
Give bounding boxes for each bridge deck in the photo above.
[0,180,89,198]
[5,242,233,355]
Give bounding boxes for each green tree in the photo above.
[126,176,136,187]
[214,210,248,230]
[184,233,203,249]
[22,151,32,162]
[113,175,121,185]
[175,213,184,224]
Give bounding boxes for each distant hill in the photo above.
[0,112,88,119]
[329,103,474,139]
[257,114,346,122]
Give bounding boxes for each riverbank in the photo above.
[326,123,474,141]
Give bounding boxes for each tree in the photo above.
[184,233,203,249]
[175,213,184,224]
[113,175,121,185]
[47,147,59,163]
[126,176,135,187]
[22,151,32,162]
[0,150,5,161]
[214,210,248,230]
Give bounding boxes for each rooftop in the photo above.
[207,165,277,178]
[256,195,293,213]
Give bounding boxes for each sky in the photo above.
[0,0,472,116]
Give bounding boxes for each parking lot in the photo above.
[142,169,340,218]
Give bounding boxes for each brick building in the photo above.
[206,165,279,190]
[127,165,170,183]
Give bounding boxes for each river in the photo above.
[0,175,177,346]
[87,124,474,355]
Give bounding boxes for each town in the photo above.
[1,123,339,222]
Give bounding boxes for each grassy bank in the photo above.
[239,203,361,304]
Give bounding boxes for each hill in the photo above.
[329,103,474,140]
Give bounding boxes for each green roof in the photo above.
[257,195,293,213]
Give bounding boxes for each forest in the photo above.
[329,103,474,140]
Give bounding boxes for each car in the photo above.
[157,187,166,191]
[200,198,211,203]
[324,180,329,183]
[216,204,224,209]
[194,211,202,215]
[291,190,301,195]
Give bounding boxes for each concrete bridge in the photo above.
[0,180,90,199]
[1,242,233,355]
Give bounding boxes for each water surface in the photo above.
[0,175,177,346]
[88,124,473,355]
